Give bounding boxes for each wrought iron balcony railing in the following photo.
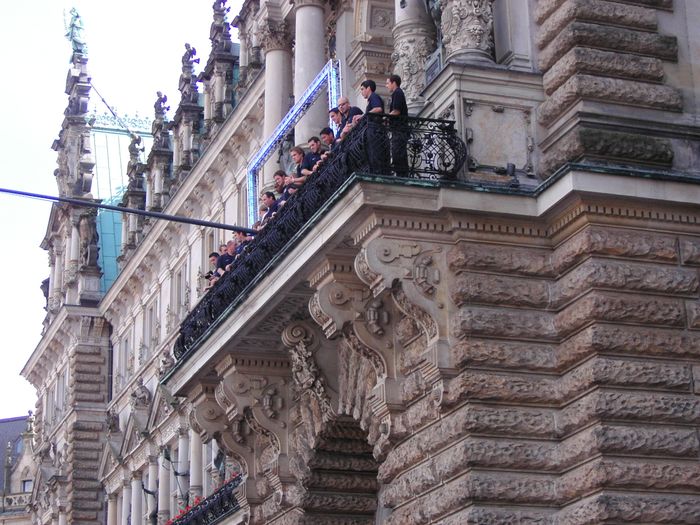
[173,114,467,361]
[165,476,243,525]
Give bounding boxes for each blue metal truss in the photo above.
[246,59,342,225]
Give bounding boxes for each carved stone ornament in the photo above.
[440,0,495,61]
[281,323,335,422]
[392,30,436,104]
[260,19,292,53]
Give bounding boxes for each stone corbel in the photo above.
[356,238,454,397]
[210,356,295,513]
[308,257,410,459]
[189,381,228,443]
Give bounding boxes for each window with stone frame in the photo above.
[173,260,190,323]
[143,296,160,355]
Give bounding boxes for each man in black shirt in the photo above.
[360,79,389,173]
[386,74,409,176]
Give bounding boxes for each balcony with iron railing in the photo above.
[165,476,243,525]
[172,113,468,364]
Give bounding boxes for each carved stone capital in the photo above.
[260,18,292,53]
[440,0,495,62]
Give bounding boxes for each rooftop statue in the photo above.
[182,43,200,69]
[154,91,170,119]
[64,8,88,55]
[213,0,230,20]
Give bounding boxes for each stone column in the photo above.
[189,429,203,499]
[333,1,356,97]
[177,429,190,503]
[107,494,118,525]
[51,245,64,308]
[120,480,131,525]
[158,450,171,524]
[57,512,67,525]
[392,0,436,112]
[116,492,123,525]
[120,213,128,252]
[293,0,327,145]
[440,0,495,63]
[261,19,293,187]
[131,473,143,525]
[147,456,158,520]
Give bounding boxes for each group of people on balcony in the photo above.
[203,75,408,289]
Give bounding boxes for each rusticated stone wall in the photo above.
[300,191,700,524]
[184,186,700,524]
[65,314,111,524]
[535,0,683,175]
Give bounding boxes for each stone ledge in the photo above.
[537,0,657,50]
[452,325,700,373]
[382,425,698,507]
[451,259,698,310]
[543,47,664,95]
[539,21,677,72]
[540,126,675,176]
[538,74,682,127]
[536,0,674,25]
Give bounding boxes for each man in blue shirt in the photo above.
[301,136,324,177]
[360,79,384,114]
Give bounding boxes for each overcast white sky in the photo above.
[0,1,241,419]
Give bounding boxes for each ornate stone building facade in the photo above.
[0,415,34,525]
[24,1,700,524]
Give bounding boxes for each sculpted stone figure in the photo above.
[78,214,99,268]
[154,91,170,119]
[65,8,87,55]
[130,377,152,408]
[182,43,200,71]
[128,134,144,166]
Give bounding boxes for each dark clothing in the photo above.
[389,87,409,176]
[366,92,384,114]
[389,87,408,116]
[235,241,249,255]
[302,151,322,173]
[217,253,235,272]
[263,199,279,221]
[339,106,363,138]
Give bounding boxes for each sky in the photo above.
[0,0,241,419]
